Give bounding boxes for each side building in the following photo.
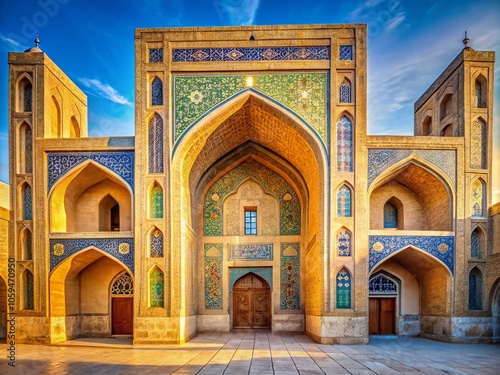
[3,24,499,344]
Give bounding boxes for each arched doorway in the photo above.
[368,272,400,335]
[233,273,271,329]
[110,272,133,335]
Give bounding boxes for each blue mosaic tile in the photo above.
[280,243,300,310]
[149,48,163,63]
[369,273,398,294]
[204,244,223,310]
[367,149,456,188]
[172,46,330,62]
[369,235,454,275]
[336,268,351,308]
[50,238,134,274]
[230,268,273,291]
[339,45,353,60]
[48,152,134,192]
[228,244,273,261]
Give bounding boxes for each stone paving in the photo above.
[1,332,499,375]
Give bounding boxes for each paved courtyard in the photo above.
[1,332,499,375]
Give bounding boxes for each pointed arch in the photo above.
[339,78,351,103]
[149,226,163,258]
[148,112,164,174]
[20,227,33,260]
[469,267,483,310]
[337,114,353,172]
[471,226,486,259]
[50,95,61,138]
[151,76,163,106]
[17,74,32,112]
[21,182,32,221]
[149,181,163,219]
[470,118,487,169]
[336,267,351,308]
[337,227,351,256]
[439,92,452,121]
[422,114,432,136]
[110,271,134,295]
[337,184,352,217]
[70,115,80,138]
[149,266,164,307]
[18,121,32,174]
[440,124,453,136]
[98,194,120,231]
[384,196,403,229]
[369,270,400,295]
[471,177,486,217]
[475,73,487,108]
[23,269,34,310]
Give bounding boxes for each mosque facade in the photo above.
[2,24,500,344]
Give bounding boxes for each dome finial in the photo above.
[34,34,40,48]
[24,33,42,52]
[463,31,471,49]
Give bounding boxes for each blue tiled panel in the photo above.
[228,244,273,260]
[339,45,353,60]
[369,235,454,275]
[172,46,330,62]
[50,238,134,274]
[229,268,273,291]
[48,152,134,192]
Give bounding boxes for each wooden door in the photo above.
[112,297,133,335]
[369,298,395,335]
[233,273,271,329]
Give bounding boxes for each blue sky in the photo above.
[1,0,499,202]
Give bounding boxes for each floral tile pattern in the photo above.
[204,244,223,309]
[228,244,273,260]
[204,159,300,236]
[280,243,300,310]
[173,73,327,144]
[368,235,454,274]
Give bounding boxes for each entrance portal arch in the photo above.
[233,273,271,329]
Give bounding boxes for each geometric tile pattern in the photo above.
[47,151,135,192]
[367,149,456,188]
[336,268,351,308]
[149,48,163,63]
[280,243,300,310]
[339,82,351,103]
[368,235,455,275]
[470,120,486,169]
[471,179,484,217]
[471,230,479,258]
[230,267,273,291]
[228,244,273,261]
[204,159,300,236]
[469,273,479,310]
[173,73,328,143]
[26,270,34,310]
[337,185,352,217]
[337,229,351,256]
[337,116,353,172]
[148,114,164,174]
[369,273,398,295]
[151,77,163,106]
[111,273,133,295]
[23,183,32,220]
[339,45,353,60]
[172,46,329,62]
[204,244,223,310]
[25,125,32,173]
[49,238,134,274]
[24,83,32,112]
[149,267,164,308]
[150,228,163,258]
[150,186,163,219]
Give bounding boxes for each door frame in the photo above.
[109,271,134,337]
[368,271,401,335]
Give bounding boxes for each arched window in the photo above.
[98,194,119,231]
[18,77,32,112]
[384,202,397,228]
[475,74,487,108]
[20,228,33,260]
[440,124,453,136]
[22,183,32,221]
[337,116,353,172]
[24,270,34,310]
[470,119,487,169]
[439,93,452,121]
[151,77,163,106]
[150,227,163,257]
[471,179,485,217]
[469,268,483,310]
[150,183,163,219]
[471,230,479,258]
[148,113,164,174]
[111,273,133,295]
[422,115,432,136]
[50,95,61,138]
[19,122,33,174]
[149,267,164,307]
[337,229,351,256]
[70,116,80,138]
[336,268,351,308]
[339,78,351,103]
[337,185,352,217]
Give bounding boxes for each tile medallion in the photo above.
[368,149,456,188]
[49,238,134,274]
[369,235,454,275]
[280,243,300,310]
[204,159,300,236]
[173,73,328,144]
[48,151,134,192]
[228,244,273,261]
[172,46,330,62]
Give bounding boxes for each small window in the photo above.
[384,202,397,228]
[245,207,257,235]
[339,45,353,60]
[149,48,163,63]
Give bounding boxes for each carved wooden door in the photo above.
[369,298,395,335]
[112,297,133,334]
[233,273,271,329]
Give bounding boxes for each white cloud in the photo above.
[215,0,260,25]
[349,0,406,35]
[0,33,25,51]
[79,78,132,105]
